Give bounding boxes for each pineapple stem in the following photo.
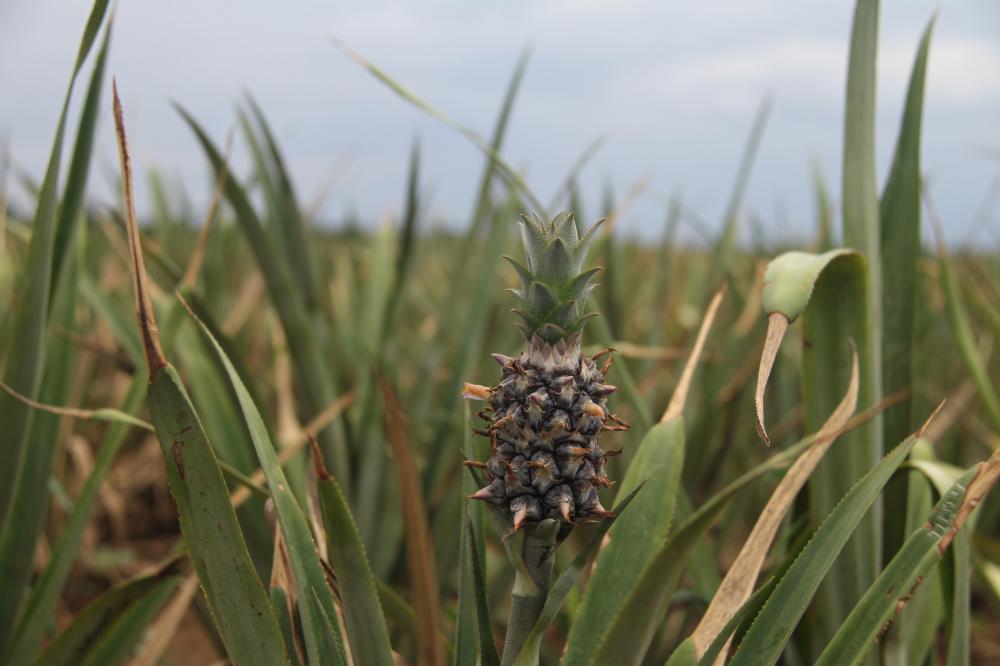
[501,521,559,666]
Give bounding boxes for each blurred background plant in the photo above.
[1,1,999,664]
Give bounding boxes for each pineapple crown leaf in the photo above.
[512,308,546,337]
[511,211,603,343]
[575,217,605,271]
[551,210,579,245]
[565,267,602,302]
[502,255,533,290]
[527,281,560,315]
[518,213,549,269]
[547,299,579,325]
[532,237,572,285]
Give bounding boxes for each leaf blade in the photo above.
[729,434,921,666]
[313,444,395,666]
[185,301,349,666]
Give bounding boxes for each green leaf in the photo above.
[375,578,421,649]
[880,15,933,456]
[173,322,271,565]
[939,251,1000,432]
[697,565,787,666]
[841,0,884,453]
[837,1,885,651]
[0,19,76,514]
[815,465,978,666]
[772,249,879,646]
[812,160,834,250]
[79,276,143,364]
[113,94,289,666]
[243,95,321,317]
[729,434,921,666]
[945,523,972,666]
[0,230,82,655]
[696,350,858,655]
[77,575,178,666]
[456,407,500,666]
[527,280,559,317]
[72,0,111,74]
[666,639,698,666]
[880,16,934,563]
[175,105,350,491]
[424,197,512,490]
[50,17,112,302]
[579,411,848,665]
[381,137,422,343]
[881,447,943,665]
[468,518,500,666]
[6,378,145,666]
[761,249,857,321]
[447,46,530,323]
[147,366,290,665]
[587,480,730,665]
[186,302,348,666]
[270,588,303,666]
[563,418,684,663]
[34,562,180,666]
[353,224,404,575]
[0,1,111,644]
[314,448,395,666]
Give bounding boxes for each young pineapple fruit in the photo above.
[465,212,627,531]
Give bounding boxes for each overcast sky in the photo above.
[1,1,998,244]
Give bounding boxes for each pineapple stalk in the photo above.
[464,211,625,664]
[500,521,559,666]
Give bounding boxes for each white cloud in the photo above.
[618,34,1000,116]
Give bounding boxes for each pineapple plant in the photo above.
[464,211,626,532]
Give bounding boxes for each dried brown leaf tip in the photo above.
[754,311,790,446]
[112,81,167,379]
[309,435,332,482]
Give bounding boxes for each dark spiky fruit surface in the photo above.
[466,212,626,529]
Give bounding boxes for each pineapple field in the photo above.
[2,0,1000,664]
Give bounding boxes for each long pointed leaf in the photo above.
[562,418,685,663]
[175,106,350,490]
[578,403,874,666]
[0,0,111,644]
[815,465,980,665]
[838,0,884,650]
[35,562,180,666]
[114,87,289,666]
[313,443,395,666]
[880,15,933,455]
[185,300,348,665]
[729,434,922,665]
[6,377,145,665]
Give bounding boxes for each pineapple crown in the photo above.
[505,211,603,344]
